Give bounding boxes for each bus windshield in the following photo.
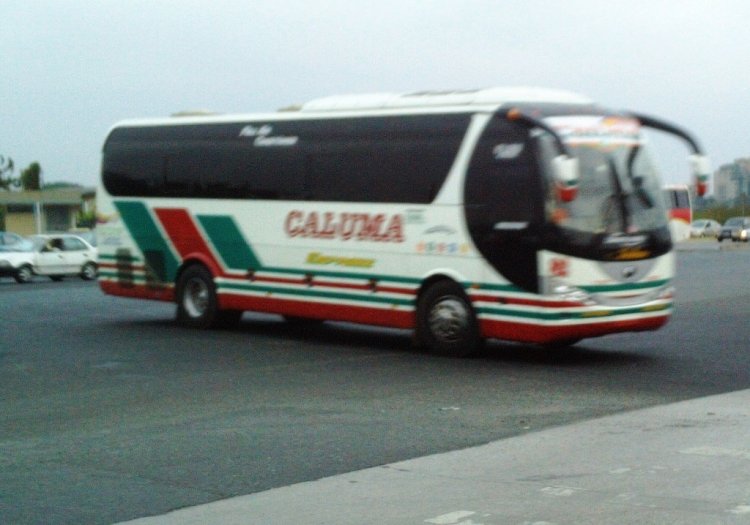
[541,117,668,237]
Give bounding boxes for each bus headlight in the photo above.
[553,285,593,304]
[544,278,593,304]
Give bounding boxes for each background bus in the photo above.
[663,184,692,242]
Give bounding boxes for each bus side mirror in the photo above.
[689,154,711,197]
[552,155,580,202]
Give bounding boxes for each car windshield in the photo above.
[725,218,745,226]
[692,220,707,227]
[0,239,35,252]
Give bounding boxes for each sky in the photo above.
[1,0,749,190]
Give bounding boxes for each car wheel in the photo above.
[14,265,33,284]
[80,262,97,281]
[176,264,241,329]
[415,280,481,357]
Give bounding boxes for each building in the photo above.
[714,158,750,204]
[0,187,95,235]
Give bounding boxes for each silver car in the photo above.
[0,231,25,249]
[690,219,721,238]
[718,217,750,242]
[0,234,98,283]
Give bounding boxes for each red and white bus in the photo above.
[663,184,693,242]
[96,87,710,356]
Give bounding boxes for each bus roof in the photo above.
[108,87,596,130]
[300,87,593,112]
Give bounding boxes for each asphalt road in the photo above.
[1,248,749,524]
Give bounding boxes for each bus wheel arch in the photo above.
[415,276,482,357]
[175,262,241,330]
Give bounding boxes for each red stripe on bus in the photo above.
[470,293,583,308]
[227,275,416,296]
[154,208,225,276]
[479,314,669,343]
[100,280,668,342]
[99,280,175,302]
[219,292,414,328]
[669,209,691,223]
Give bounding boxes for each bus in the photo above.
[663,184,692,242]
[97,87,711,357]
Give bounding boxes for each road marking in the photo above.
[681,446,750,460]
[541,486,581,497]
[424,510,477,524]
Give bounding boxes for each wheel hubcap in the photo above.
[184,278,209,318]
[428,297,470,343]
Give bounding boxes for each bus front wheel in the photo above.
[176,265,241,329]
[416,280,481,358]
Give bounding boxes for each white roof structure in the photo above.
[114,87,595,130]
[300,87,594,112]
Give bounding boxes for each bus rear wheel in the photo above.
[416,280,481,357]
[176,265,241,329]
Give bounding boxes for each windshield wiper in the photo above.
[606,156,630,233]
[626,145,654,209]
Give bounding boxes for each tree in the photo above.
[0,155,15,190]
[19,162,42,191]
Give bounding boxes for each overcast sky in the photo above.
[2,0,748,189]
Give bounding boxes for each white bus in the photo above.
[97,87,711,356]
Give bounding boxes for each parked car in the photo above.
[0,234,98,283]
[0,231,25,250]
[717,217,750,242]
[690,219,721,238]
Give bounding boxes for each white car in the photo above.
[0,231,25,248]
[0,234,98,283]
[689,219,721,238]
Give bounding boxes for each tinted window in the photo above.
[675,190,690,208]
[304,115,469,203]
[103,146,164,197]
[102,114,469,203]
[305,139,455,203]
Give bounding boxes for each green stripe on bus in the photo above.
[219,281,415,306]
[476,302,669,321]
[262,265,421,285]
[114,201,179,282]
[197,215,262,271]
[476,279,669,295]
[580,279,670,293]
[99,270,145,281]
[98,253,142,262]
